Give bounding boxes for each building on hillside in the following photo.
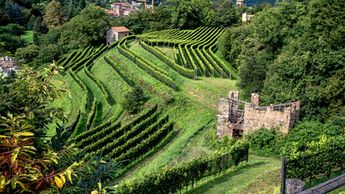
[107,2,138,17]
[242,12,254,22]
[106,26,130,44]
[0,56,18,77]
[236,0,245,7]
[217,91,300,138]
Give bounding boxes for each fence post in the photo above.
[281,157,286,194]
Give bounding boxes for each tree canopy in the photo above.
[219,0,345,121]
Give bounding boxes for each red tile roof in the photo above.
[111,26,130,33]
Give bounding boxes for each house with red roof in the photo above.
[106,26,130,44]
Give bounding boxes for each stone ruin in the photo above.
[217,91,300,138]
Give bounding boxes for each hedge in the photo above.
[74,121,121,148]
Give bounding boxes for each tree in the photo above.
[4,1,26,25]
[122,86,146,114]
[0,23,25,36]
[206,0,240,27]
[59,4,110,48]
[37,44,61,63]
[0,33,25,54]
[15,44,39,64]
[43,0,64,29]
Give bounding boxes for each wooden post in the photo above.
[281,157,286,194]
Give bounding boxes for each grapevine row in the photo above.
[93,111,161,157]
[84,66,112,104]
[139,41,196,79]
[85,97,97,131]
[110,141,249,194]
[118,41,176,89]
[104,56,135,87]
[106,115,169,159]
[113,122,174,165]
[80,105,158,155]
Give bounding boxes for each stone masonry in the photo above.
[217,91,300,138]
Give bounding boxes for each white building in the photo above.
[106,26,130,44]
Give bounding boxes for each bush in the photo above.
[122,86,146,114]
[247,128,282,156]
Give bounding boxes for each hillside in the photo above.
[42,27,281,193]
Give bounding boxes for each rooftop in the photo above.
[111,26,130,33]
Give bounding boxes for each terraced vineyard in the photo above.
[53,27,251,191]
[138,27,238,78]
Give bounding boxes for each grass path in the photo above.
[186,155,281,194]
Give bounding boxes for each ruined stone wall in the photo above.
[242,101,300,135]
[217,98,231,138]
[217,90,300,138]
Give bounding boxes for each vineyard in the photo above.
[52,27,254,192]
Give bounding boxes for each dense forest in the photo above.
[1,0,345,193]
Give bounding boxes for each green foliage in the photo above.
[104,56,135,87]
[0,33,25,54]
[109,141,249,194]
[85,66,112,104]
[112,122,174,165]
[85,97,97,130]
[112,0,240,34]
[245,120,344,183]
[219,0,345,120]
[0,64,64,149]
[37,43,61,64]
[285,135,345,182]
[43,0,64,29]
[0,23,25,35]
[140,27,235,79]
[15,44,39,64]
[122,86,146,114]
[60,4,110,48]
[0,65,81,193]
[247,128,282,156]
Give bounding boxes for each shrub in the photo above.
[246,128,282,156]
[122,86,146,114]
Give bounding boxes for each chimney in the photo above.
[251,93,259,106]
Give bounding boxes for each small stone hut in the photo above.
[217,91,300,138]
